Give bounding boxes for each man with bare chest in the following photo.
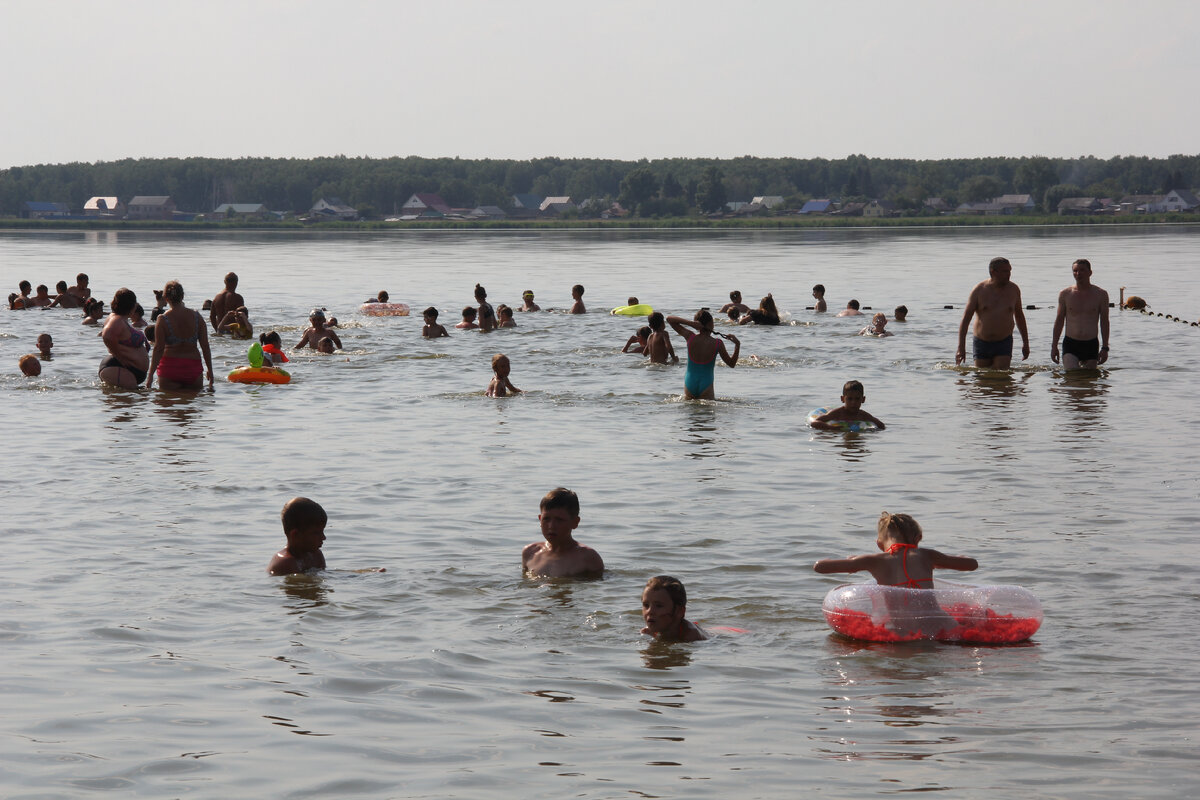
[955,257,1030,368]
[1051,258,1110,368]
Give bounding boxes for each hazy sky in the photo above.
[5,1,1198,168]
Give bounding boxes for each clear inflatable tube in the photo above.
[822,580,1043,643]
[361,302,411,316]
[807,408,877,432]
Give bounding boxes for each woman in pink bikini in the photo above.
[147,281,214,391]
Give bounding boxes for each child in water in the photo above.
[37,333,53,360]
[813,512,978,637]
[518,290,540,312]
[810,380,886,430]
[456,306,479,330]
[812,284,827,312]
[569,284,586,314]
[859,312,893,337]
[219,306,253,339]
[644,312,679,364]
[259,331,289,367]
[497,305,517,328]
[667,310,740,400]
[622,325,651,354]
[522,488,604,578]
[641,575,706,642]
[268,497,328,575]
[422,307,450,338]
[296,309,341,350]
[317,337,336,354]
[19,353,42,377]
[486,353,521,397]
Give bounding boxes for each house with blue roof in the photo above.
[21,201,71,219]
[798,199,834,215]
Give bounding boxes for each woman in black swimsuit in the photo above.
[98,288,150,389]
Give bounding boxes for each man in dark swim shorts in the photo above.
[972,334,1013,361]
[1051,259,1110,369]
[1061,336,1100,363]
[955,257,1030,369]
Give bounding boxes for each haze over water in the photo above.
[2,225,1197,798]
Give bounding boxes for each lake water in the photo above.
[1,225,1198,799]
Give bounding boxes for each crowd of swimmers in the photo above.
[10,256,1124,641]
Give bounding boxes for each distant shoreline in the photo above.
[2,215,1196,233]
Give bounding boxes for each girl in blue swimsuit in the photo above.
[667,310,740,400]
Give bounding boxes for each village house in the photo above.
[1114,194,1165,214]
[1057,197,1101,216]
[923,197,951,214]
[20,201,71,219]
[127,196,176,220]
[84,196,125,217]
[863,199,897,218]
[995,194,1036,213]
[511,193,543,211]
[539,196,576,215]
[798,199,834,215]
[401,193,451,217]
[467,205,507,221]
[212,203,272,221]
[955,201,1004,215]
[750,195,785,209]
[309,197,358,220]
[1152,189,1199,213]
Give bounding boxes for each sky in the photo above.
[4,0,1199,169]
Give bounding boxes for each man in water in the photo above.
[955,257,1030,368]
[210,272,245,333]
[1050,258,1110,368]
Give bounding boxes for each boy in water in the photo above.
[295,309,342,350]
[50,280,83,309]
[486,353,521,397]
[37,333,53,360]
[268,497,328,575]
[622,325,651,354]
[812,284,828,312]
[810,380,886,430]
[641,576,706,642]
[522,488,604,578]
[859,312,893,337]
[456,306,479,330]
[497,305,517,328]
[894,305,908,322]
[720,290,750,315]
[317,336,336,354]
[569,284,586,314]
[422,306,450,338]
[19,354,42,377]
[644,311,678,364]
[518,290,540,312]
[836,299,863,317]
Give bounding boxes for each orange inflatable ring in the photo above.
[228,366,291,384]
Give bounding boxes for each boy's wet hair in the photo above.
[878,512,922,545]
[730,290,741,301]
[894,305,907,316]
[77,273,89,284]
[462,306,477,319]
[282,497,327,532]
[644,575,687,609]
[812,284,825,294]
[637,325,651,339]
[989,257,1010,272]
[628,296,639,305]
[491,353,509,369]
[18,280,31,293]
[848,299,860,310]
[498,305,514,319]
[540,487,580,517]
[843,380,864,395]
[648,311,665,330]
[56,280,69,292]
[36,284,47,294]
[572,284,585,296]
[424,306,438,318]
[19,353,41,376]
[378,290,389,302]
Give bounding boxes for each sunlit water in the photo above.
[2,226,1198,799]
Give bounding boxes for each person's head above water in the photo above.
[877,511,922,548]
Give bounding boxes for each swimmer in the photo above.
[367,290,390,303]
[296,308,341,350]
[30,284,52,308]
[813,512,978,637]
[486,353,521,397]
[81,298,105,325]
[130,303,148,329]
[738,293,781,326]
[497,304,517,328]
[641,576,706,642]
[19,354,41,377]
[69,273,92,301]
[456,306,479,330]
[218,306,253,339]
[810,380,886,430]
[317,336,336,354]
[812,284,828,312]
[522,488,604,578]
[518,290,540,312]
[422,306,450,338]
[836,299,863,317]
[475,284,496,332]
[259,331,289,366]
[626,296,640,306]
[36,333,53,360]
[720,290,751,316]
[859,312,893,337]
[667,310,740,400]
[644,311,678,364]
[11,281,32,309]
[268,497,328,576]
[622,325,651,354]
[210,271,243,333]
[955,256,1030,368]
[894,304,908,322]
[569,284,586,314]
[49,280,83,309]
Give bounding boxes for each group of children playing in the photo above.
[269,488,977,645]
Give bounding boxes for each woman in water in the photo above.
[147,280,214,390]
[667,310,740,400]
[739,293,781,325]
[98,288,150,389]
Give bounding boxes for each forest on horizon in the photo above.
[3,153,1198,219]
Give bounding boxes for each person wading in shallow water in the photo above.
[955,256,1030,369]
[1051,258,1110,369]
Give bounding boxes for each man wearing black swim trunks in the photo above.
[1051,258,1110,369]
[955,257,1030,369]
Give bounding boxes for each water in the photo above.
[2,225,1198,799]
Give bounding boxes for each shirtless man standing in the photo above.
[1050,259,1110,368]
[210,272,244,332]
[956,256,1030,368]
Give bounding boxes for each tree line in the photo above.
[2,153,1197,219]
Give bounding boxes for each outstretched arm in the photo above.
[928,549,978,572]
[814,554,875,574]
